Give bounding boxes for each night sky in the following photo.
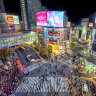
[3,0,96,24]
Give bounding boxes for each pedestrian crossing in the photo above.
[23,59,73,74]
[23,61,48,74]
[16,77,70,93]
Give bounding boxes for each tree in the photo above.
[32,41,52,59]
[70,42,76,49]
[71,37,77,42]
[0,48,11,61]
[35,43,40,51]
[33,41,38,47]
[48,45,52,56]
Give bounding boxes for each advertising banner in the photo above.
[7,15,14,24]
[13,16,19,24]
[36,11,47,26]
[47,11,64,27]
[7,15,19,24]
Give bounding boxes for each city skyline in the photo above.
[3,0,96,24]
[0,0,96,96]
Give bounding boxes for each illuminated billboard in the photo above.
[37,27,41,31]
[13,16,19,24]
[7,15,19,24]
[47,11,64,27]
[67,22,71,26]
[7,15,14,24]
[89,23,93,27]
[48,31,59,36]
[36,11,47,26]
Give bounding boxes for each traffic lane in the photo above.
[18,49,34,66]
[25,46,42,60]
[15,49,31,67]
[15,49,28,67]
[24,46,36,59]
[17,49,32,66]
[25,47,38,59]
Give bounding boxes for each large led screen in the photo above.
[36,11,47,26]
[13,16,19,24]
[7,15,14,24]
[47,11,64,27]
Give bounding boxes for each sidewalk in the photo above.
[69,78,78,96]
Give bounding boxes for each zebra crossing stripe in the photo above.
[15,77,69,93]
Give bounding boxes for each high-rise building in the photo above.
[20,0,30,31]
[64,16,68,27]
[20,0,42,31]
[81,18,89,40]
[0,0,9,33]
[81,18,89,27]
[0,0,5,13]
[27,0,42,28]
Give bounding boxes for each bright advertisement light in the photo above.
[7,15,19,24]
[36,11,47,26]
[67,22,71,26]
[89,23,93,27]
[47,11,64,27]
[7,15,14,24]
[37,27,41,31]
[13,16,19,24]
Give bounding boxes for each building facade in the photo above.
[81,18,89,40]
[20,0,30,30]
[20,0,42,30]
[0,0,9,33]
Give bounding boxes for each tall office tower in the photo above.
[20,0,42,31]
[81,18,89,40]
[27,0,42,28]
[0,0,9,33]
[64,16,68,27]
[20,0,30,31]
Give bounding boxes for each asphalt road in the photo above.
[24,46,38,59]
[15,49,31,67]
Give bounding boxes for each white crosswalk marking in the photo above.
[45,80,48,92]
[15,77,69,93]
[61,78,64,92]
[23,62,48,74]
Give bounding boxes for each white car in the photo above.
[82,83,88,94]
[26,55,35,63]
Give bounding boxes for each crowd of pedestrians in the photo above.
[14,55,74,96]
[0,63,24,96]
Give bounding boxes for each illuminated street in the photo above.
[11,58,73,96]
[0,0,96,96]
